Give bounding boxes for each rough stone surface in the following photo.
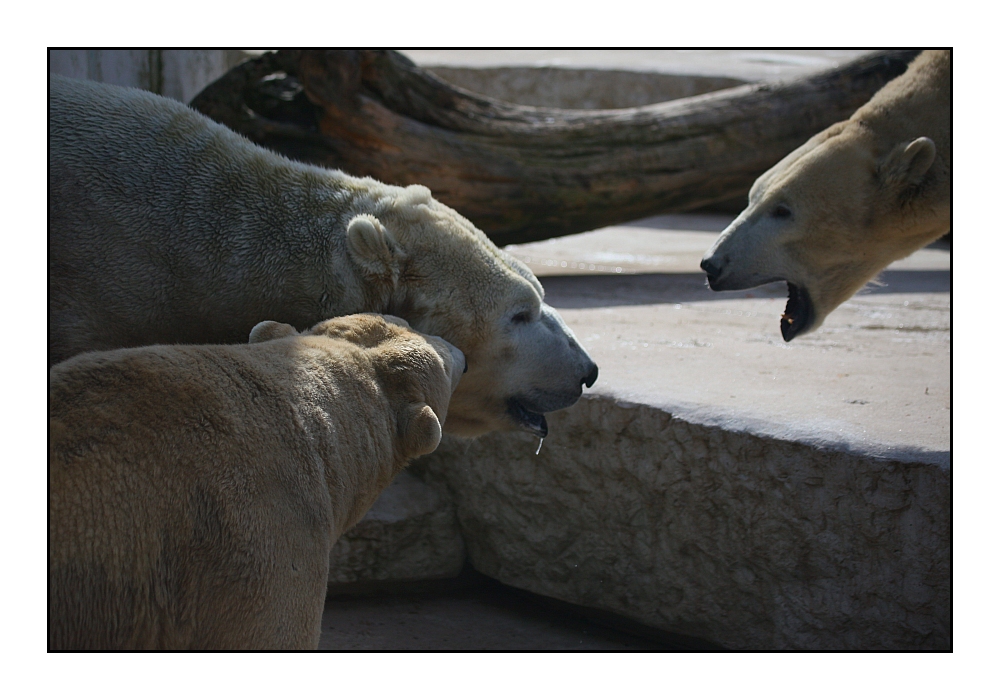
[413,399,951,650]
[328,472,465,590]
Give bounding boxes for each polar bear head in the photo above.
[700,121,946,341]
[343,186,599,438]
[251,313,465,459]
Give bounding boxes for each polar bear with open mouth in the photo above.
[701,50,950,341]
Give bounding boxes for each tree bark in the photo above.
[191,50,921,247]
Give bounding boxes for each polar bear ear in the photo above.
[399,403,442,458]
[347,214,399,278]
[248,320,298,343]
[883,137,936,187]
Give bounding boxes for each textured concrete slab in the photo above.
[327,472,464,591]
[416,404,950,650]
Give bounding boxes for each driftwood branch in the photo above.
[191,50,920,247]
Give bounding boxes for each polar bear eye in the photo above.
[511,311,531,324]
[772,204,792,219]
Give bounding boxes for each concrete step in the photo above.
[327,472,464,593]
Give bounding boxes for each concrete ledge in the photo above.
[327,472,465,592]
[413,394,951,650]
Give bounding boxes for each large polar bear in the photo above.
[49,76,597,437]
[49,314,464,650]
[701,50,950,341]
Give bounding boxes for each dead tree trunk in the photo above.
[191,50,920,247]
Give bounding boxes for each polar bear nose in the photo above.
[700,256,721,277]
[701,255,724,280]
[582,362,599,388]
[701,254,733,291]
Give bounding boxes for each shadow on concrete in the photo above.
[322,566,723,651]
[542,270,951,309]
[622,213,733,232]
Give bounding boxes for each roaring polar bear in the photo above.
[700,50,950,341]
[49,76,597,437]
[49,314,464,650]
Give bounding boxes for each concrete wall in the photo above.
[49,50,247,104]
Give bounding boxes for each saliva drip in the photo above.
[535,437,544,455]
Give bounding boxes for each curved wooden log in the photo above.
[191,50,921,247]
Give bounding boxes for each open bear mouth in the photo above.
[507,397,548,438]
[780,282,814,342]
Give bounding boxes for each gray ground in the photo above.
[319,574,710,651]
[320,595,651,650]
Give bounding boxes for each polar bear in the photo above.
[700,50,950,341]
[49,314,464,650]
[49,76,597,437]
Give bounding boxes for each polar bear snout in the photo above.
[500,305,598,436]
[701,212,790,293]
[444,299,598,438]
[539,304,600,394]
